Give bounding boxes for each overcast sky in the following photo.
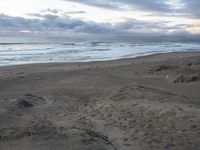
[0,0,200,37]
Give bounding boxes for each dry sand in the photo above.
[0,52,200,150]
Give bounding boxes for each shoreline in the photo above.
[1,51,200,69]
[0,51,200,150]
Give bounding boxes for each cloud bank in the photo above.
[0,0,199,38]
[0,12,192,37]
[181,0,200,18]
[64,0,200,18]
[64,0,172,12]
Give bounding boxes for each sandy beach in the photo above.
[0,52,200,150]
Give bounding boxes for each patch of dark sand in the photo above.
[174,73,200,83]
[196,61,200,65]
[150,65,178,72]
[16,72,25,78]
[187,63,193,66]
[16,94,45,109]
[71,127,117,149]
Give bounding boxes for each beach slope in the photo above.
[0,52,200,150]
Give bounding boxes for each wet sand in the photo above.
[0,52,200,150]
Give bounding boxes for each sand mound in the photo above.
[0,119,117,150]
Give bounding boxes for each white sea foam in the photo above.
[0,37,200,66]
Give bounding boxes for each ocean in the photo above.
[0,36,200,66]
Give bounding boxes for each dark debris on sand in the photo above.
[174,73,200,83]
[150,65,177,72]
[16,94,45,109]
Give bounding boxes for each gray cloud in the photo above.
[41,8,86,15]
[116,0,172,12]
[44,8,58,14]
[180,0,200,18]
[64,11,86,14]
[0,13,192,37]
[0,13,111,34]
[64,0,173,12]
[63,0,122,10]
[64,0,200,18]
